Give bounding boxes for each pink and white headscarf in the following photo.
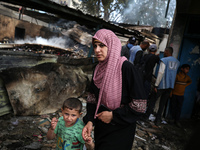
[93,29,127,117]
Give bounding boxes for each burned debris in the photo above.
[0,43,73,56]
[0,100,197,150]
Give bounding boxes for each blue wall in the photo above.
[178,37,200,118]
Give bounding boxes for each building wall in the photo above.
[0,14,60,41]
[168,12,187,58]
[169,0,200,57]
[167,0,200,118]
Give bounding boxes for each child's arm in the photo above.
[46,117,58,140]
[185,77,192,86]
[175,81,187,85]
[176,77,192,86]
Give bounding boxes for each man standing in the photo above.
[150,47,180,126]
[129,40,149,65]
[121,37,136,59]
[142,44,160,98]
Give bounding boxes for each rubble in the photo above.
[0,63,89,115]
[0,43,88,58]
[0,97,199,150]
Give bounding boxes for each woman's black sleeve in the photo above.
[111,61,147,125]
[83,79,97,125]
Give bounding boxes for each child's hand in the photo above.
[84,134,94,150]
[84,133,92,143]
[86,137,93,144]
[50,117,58,130]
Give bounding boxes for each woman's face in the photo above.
[93,39,108,62]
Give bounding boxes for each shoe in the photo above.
[175,121,181,128]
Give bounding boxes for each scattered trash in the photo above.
[151,135,157,140]
[39,118,50,127]
[155,139,159,144]
[46,117,51,122]
[38,126,48,134]
[82,102,87,107]
[137,121,148,128]
[33,134,43,142]
[161,145,171,150]
[40,114,50,119]
[161,120,168,124]
[43,143,57,149]
[24,142,42,149]
[7,125,15,131]
[140,127,161,133]
[135,135,146,142]
[0,101,196,150]
[38,135,43,139]
[10,118,19,126]
[149,114,156,122]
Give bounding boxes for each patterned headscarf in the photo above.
[93,29,127,117]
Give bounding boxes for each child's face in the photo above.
[61,107,82,127]
[181,67,190,74]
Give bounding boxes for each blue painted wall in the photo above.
[178,37,200,118]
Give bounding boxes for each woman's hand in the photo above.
[154,87,157,93]
[82,121,93,141]
[96,111,113,124]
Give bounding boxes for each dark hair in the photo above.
[128,37,136,44]
[181,64,190,69]
[62,97,82,113]
[141,40,150,46]
[165,47,173,54]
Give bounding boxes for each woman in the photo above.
[82,29,147,150]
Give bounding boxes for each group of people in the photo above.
[45,29,192,150]
[122,35,192,127]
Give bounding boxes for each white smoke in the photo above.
[14,36,68,49]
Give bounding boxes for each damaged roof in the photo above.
[2,0,145,40]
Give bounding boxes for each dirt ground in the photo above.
[133,117,200,150]
[0,105,200,150]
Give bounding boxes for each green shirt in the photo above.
[54,116,85,150]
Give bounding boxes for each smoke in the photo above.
[122,0,176,27]
[14,36,72,49]
[14,20,93,53]
[14,20,79,49]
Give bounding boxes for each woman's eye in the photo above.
[93,44,97,48]
[99,44,105,47]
